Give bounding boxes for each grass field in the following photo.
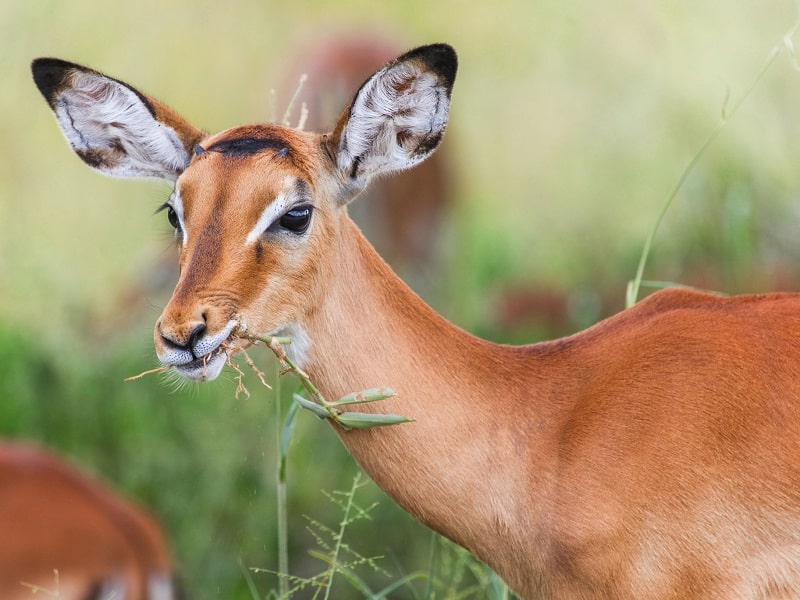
[4,0,800,597]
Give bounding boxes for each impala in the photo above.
[32,44,800,598]
[0,443,178,600]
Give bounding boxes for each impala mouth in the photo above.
[159,318,242,382]
[173,345,229,382]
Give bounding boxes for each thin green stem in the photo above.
[247,335,408,431]
[626,19,800,307]
[264,336,338,417]
[275,360,290,599]
[239,559,262,600]
[322,473,363,600]
[424,532,439,600]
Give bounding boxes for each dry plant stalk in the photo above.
[20,569,59,597]
[226,354,250,400]
[242,334,412,431]
[122,329,410,430]
[282,73,308,129]
[123,365,171,382]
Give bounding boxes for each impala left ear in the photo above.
[32,57,205,182]
[325,43,457,203]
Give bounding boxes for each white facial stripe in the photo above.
[147,573,177,600]
[245,193,288,245]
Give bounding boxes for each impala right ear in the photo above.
[324,43,457,203]
[31,58,204,182]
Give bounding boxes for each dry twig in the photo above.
[124,365,171,382]
[241,334,411,431]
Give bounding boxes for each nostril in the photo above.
[159,330,186,351]
[158,321,206,352]
[157,324,188,350]
[187,323,207,349]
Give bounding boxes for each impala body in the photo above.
[32,44,800,598]
[0,443,178,600]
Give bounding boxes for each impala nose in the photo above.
[159,319,206,354]
[154,315,240,382]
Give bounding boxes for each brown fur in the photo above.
[0,443,176,600]
[164,141,800,595]
[33,47,800,599]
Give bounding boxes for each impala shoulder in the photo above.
[528,288,723,355]
[636,287,800,318]
[526,288,742,360]
[633,287,722,313]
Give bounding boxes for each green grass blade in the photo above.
[293,393,331,420]
[329,387,397,407]
[626,19,799,308]
[335,412,415,430]
[239,558,262,600]
[369,573,428,599]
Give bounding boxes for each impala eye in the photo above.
[279,205,312,233]
[166,205,180,229]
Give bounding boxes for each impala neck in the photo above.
[302,216,563,579]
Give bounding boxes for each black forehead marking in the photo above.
[205,136,289,157]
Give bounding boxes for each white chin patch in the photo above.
[173,350,227,382]
[270,323,311,370]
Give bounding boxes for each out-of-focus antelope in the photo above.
[0,443,179,600]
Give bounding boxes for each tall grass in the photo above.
[627,14,800,307]
[242,349,513,599]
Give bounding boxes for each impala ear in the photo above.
[324,43,457,203]
[31,58,204,182]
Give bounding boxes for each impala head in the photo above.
[32,44,457,381]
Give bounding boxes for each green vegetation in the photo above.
[4,1,800,598]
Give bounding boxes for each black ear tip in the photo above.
[427,43,458,87]
[400,44,458,89]
[31,57,79,106]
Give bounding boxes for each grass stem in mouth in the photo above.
[123,333,409,430]
[124,365,171,382]
[242,334,411,431]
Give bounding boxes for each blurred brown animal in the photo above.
[0,443,180,600]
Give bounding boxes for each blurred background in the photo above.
[3,0,800,597]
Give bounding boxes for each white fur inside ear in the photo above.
[338,60,450,186]
[54,71,190,181]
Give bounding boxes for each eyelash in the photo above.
[156,201,182,234]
